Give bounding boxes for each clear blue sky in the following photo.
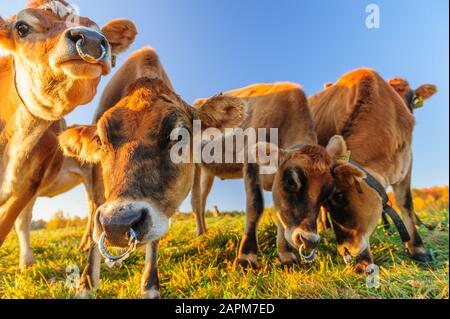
[1,0,448,220]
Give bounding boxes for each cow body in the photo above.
[308,68,432,272]
[0,0,137,268]
[59,47,244,298]
[192,84,346,268]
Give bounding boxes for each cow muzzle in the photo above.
[287,227,320,264]
[66,27,110,64]
[94,201,169,249]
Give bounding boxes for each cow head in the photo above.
[254,136,349,257]
[388,78,437,112]
[0,0,137,121]
[322,157,384,262]
[59,78,243,248]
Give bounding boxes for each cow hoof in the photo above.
[410,251,433,263]
[142,288,161,299]
[76,289,95,299]
[19,253,35,269]
[196,229,207,237]
[235,258,258,270]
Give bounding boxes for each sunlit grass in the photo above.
[0,209,448,299]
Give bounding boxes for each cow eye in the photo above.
[283,169,302,193]
[332,192,347,206]
[16,22,31,38]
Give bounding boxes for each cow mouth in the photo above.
[59,59,107,79]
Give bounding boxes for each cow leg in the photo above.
[15,197,37,269]
[77,243,101,298]
[236,163,264,269]
[77,165,104,298]
[392,167,431,262]
[191,166,215,236]
[0,185,41,247]
[277,219,297,267]
[78,165,96,252]
[141,241,160,299]
[79,197,95,252]
[318,207,331,232]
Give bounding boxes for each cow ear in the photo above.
[326,135,350,163]
[196,95,245,131]
[415,84,437,101]
[102,19,137,55]
[332,163,366,188]
[251,142,287,175]
[0,17,14,51]
[388,78,410,98]
[59,125,104,164]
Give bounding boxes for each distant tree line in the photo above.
[30,210,88,231]
[29,186,448,231]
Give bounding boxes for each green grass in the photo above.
[0,209,448,299]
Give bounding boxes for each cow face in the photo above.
[388,78,437,112]
[0,0,137,120]
[323,161,383,260]
[256,136,348,254]
[59,78,243,248]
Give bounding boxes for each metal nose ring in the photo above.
[98,229,140,268]
[76,38,108,64]
[299,244,318,264]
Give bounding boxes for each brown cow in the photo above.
[58,47,243,298]
[308,68,434,273]
[318,77,438,231]
[191,84,349,268]
[0,1,136,266]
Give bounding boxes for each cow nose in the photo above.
[98,207,148,247]
[66,27,109,63]
[293,228,320,250]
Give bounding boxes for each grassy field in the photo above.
[0,208,448,299]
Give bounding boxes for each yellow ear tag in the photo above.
[413,96,424,109]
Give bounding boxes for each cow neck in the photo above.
[11,58,52,146]
[0,58,53,190]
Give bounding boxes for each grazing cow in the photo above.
[58,47,244,298]
[308,68,434,273]
[0,1,137,267]
[191,84,348,268]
